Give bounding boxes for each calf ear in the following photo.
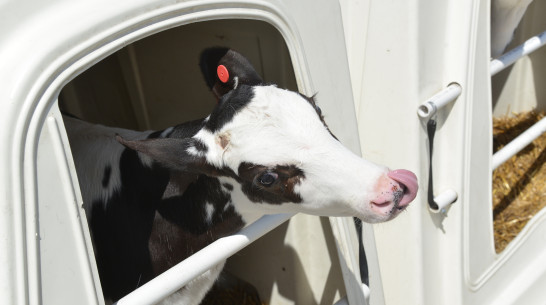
[116,135,219,175]
[200,47,263,100]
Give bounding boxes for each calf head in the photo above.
[117,48,418,223]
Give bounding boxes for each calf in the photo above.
[64,48,418,304]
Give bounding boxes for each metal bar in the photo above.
[490,30,546,76]
[428,189,458,214]
[417,83,462,120]
[418,84,461,214]
[114,213,293,305]
[492,116,546,170]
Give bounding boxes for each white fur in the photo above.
[186,145,205,157]
[205,202,215,224]
[195,86,394,223]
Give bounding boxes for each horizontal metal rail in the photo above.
[115,213,293,305]
[429,189,458,214]
[417,83,462,120]
[492,116,546,170]
[490,30,546,170]
[490,30,546,76]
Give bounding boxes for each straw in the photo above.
[492,111,546,253]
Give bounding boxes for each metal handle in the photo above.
[418,84,461,213]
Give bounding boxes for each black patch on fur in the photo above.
[200,48,230,89]
[193,139,208,154]
[202,271,262,304]
[101,165,111,188]
[84,147,244,301]
[222,183,234,191]
[88,148,168,301]
[237,162,304,204]
[205,85,255,132]
[150,175,244,275]
[167,118,207,139]
[148,130,165,139]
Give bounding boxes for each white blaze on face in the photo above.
[193,85,410,223]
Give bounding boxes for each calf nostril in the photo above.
[392,187,404,204]
[399,183,408,195]
[371,199,391,207]
[387,169,419,206]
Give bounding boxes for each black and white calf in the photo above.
[64,48,418,304]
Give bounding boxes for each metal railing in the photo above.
[114,213,292,305]
[490,30,546,170]
[417,83,462,213]
[490,30,546,76]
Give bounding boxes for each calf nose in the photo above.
[370,169,418,216]
[387,169,418,207]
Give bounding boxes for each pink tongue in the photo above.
[387,169,418,205]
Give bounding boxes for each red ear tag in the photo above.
[217,65,229,83]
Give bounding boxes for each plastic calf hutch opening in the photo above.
[490,1,546,253]
[57,19,353,305]
[490,30,546,170]
[418,28,546,218]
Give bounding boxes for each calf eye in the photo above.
[258,172,278,186]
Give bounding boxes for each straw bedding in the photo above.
[492,111,546,253]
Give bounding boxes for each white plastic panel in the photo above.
[36,104,104,305]
[342,0,546,304]
[228,215,351,305]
